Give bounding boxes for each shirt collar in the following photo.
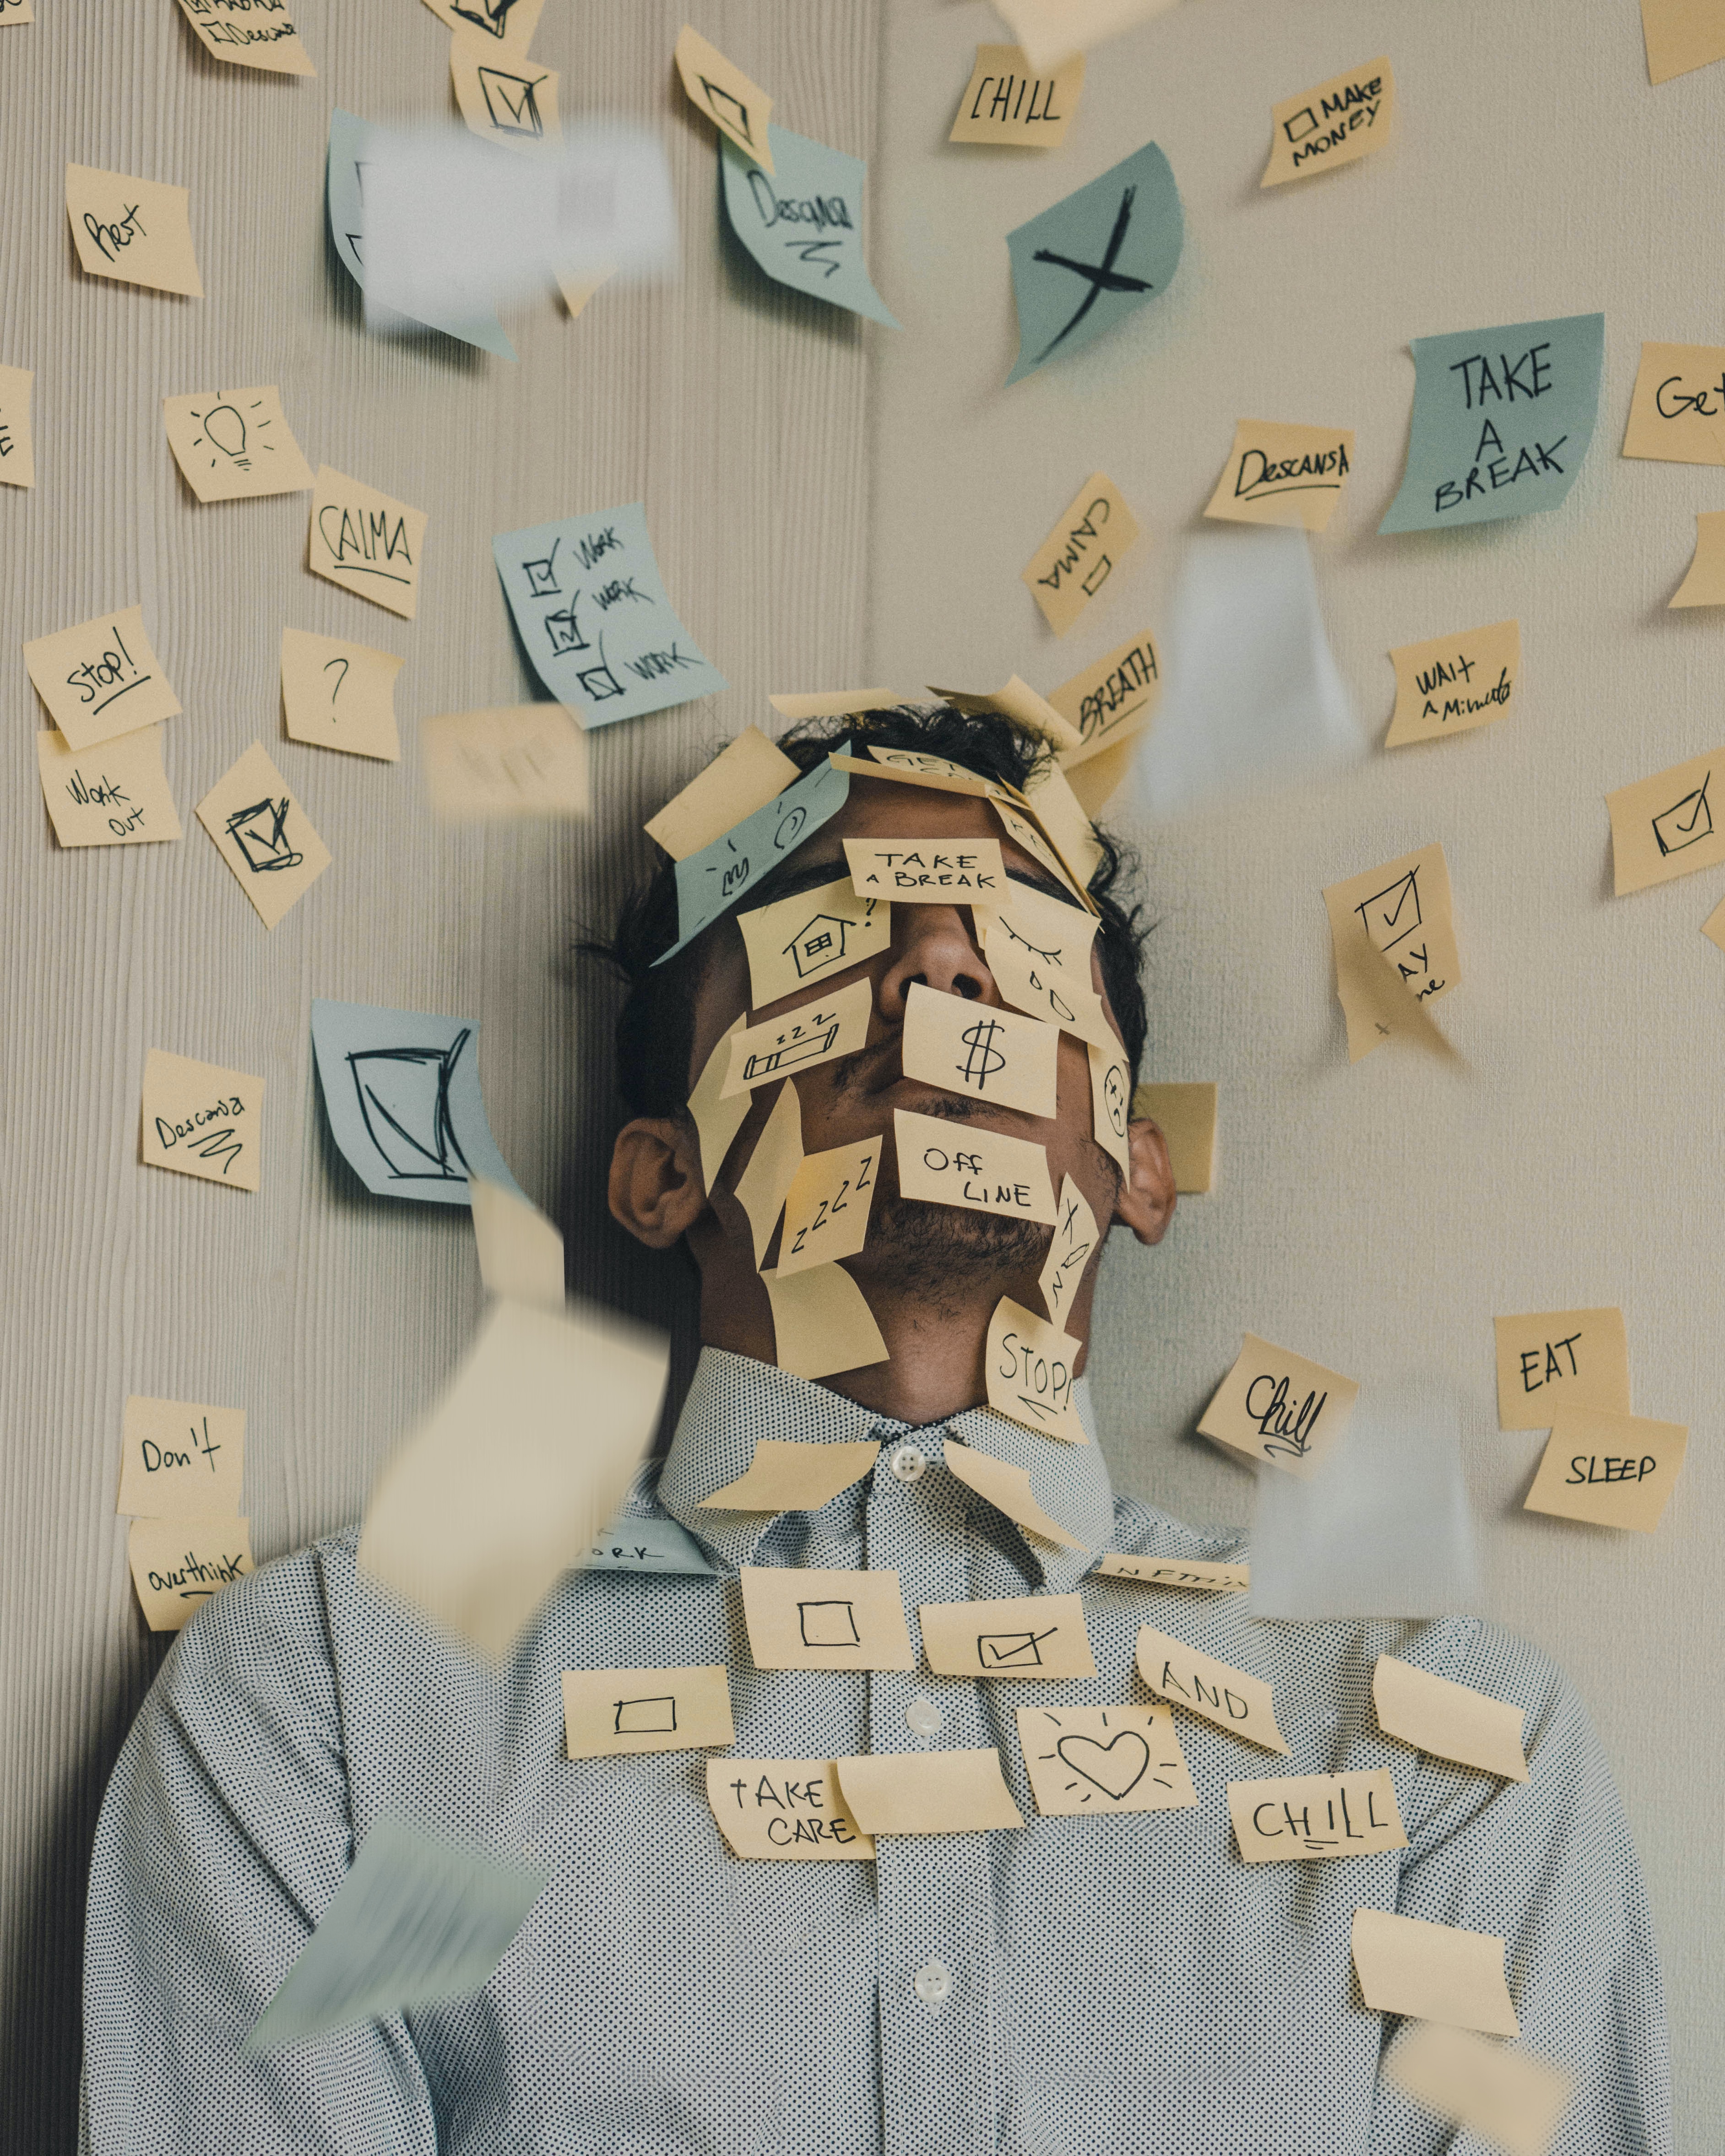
[657,1347,1116,1592]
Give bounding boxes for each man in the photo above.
[84,705,1669,2154]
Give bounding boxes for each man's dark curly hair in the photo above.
[599,703,1150,1123]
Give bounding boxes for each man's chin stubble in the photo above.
[849,1194,1050,1312]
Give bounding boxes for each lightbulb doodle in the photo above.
[161,385,315,504]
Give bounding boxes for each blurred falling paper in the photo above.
[469,1175,564,1311]
[361,122,676,332]
[1132,525,1361,819]
[358,1298,668,1658]
[1248,1378,1481,1620]
[245,1818,545,2052]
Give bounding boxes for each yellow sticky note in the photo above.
[739,1565,913,1671]
[1336,931,1462,1066]
[38,727,181,849]
[893,1108,1057,1224]
[836,1749,1023,1834]
[116,1395,244,1517]
[673,23,774,172]
[724,976,873,1099]
[702,1437,880,1513]
[1523,1406,1688,1533]
[770,689,899,720]
[562,1664,733,1759]
[950,43,1083,147]
[1622,341,1725,463]
[993,796,1095,911]
[1385,2022,1572,2156]
[1705,889,1725,953]
[777,1138,879,1278]
[1132,1081,1216,1194]
[1198,1331,1359,1479]
[24,604,181,751]
[706,1759,875,1859]
[1351,1908,1519,2038]
[1093,1552,1248,1592]
[1135,1626,1288,1752]
[943,1440,1083,1550]
[903,985,1058,1120]
[1228,1771,1406,1861]
[986,1297,1086,1444]
[66,164,203,297]
[1021,473,1141,636]
[760,1260,889,1380]
[926,677,1083,753]
[1017,1702,1193,1816]
[1261,56,1394,186]
[1038,1174,1098,1330]
[1642,0,1725,83]
[920,1591,1094,1679]
[1323,842,1460,1059]
[1203,420,1356,532]
[1493,1308,1630,1429]
[1670,511,1725,606]
[554,265,612,318]
[985,899,1112,1051]
[1385,619,1519,748]
[1020,757,1104,888]
[1372,1655,1529,1782]
[688,1014,750,1193]
[1050,630,1160,767]
[0,1,32,22]
[174,0,316,75]
[0,363,34,487]
[451,33,559,154]
[982,865,1101,990]
[469,1176,564,1311]
[993,0,1177,72]
[418,0,545,55]
[732,1078,803,1265]
[308,466,426,619]
[1606,745,1725,891]
[422,706,588,818]
[1088,1039,1132,1178]
[281,628,401,761]
[128,1517,253,1631]
[738,877,889,1007]
[645,726,798,859]
[163,386,313,503]
[195,742,331,928]
[844,836,1006,903]
[140,1048,264,1191]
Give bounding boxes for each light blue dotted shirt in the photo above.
[82,1349,1671,2154]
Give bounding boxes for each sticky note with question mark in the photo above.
[281,628,403,761]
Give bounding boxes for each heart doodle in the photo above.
[1056,1728,1150,1800]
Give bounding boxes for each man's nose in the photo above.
[873,905,999,1022]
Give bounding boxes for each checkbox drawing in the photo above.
[977,1627,1058,1669]
[1653,771,1712,856]
[798,1600,862,1648]
[224,797,304,875]
[613,1696,678,1736]
[479,66,547,138]
[1354,868,1421,953]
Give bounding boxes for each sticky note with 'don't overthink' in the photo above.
[706,1761,875,1859]
[1493,1308,1630,1429]
[1523,1405,1687,1532]
[66,164,203,297]
[196,742,331,928]
[281,629,402,761]
[25,605,181,752]
[128,1515,254,1631]
[140,1049,264,1191]
[309,467,426,620]
[38,727,180,849]
[1017,1703,1193,1816]
[562,1665,733,1759]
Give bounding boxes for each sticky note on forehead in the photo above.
[1492,1308,1629,1428]
[1198,1332,1359,1478]
[665,750,851,960]
[646,727,798,860]
[844,837,1004,899]
[738,877,889,1007]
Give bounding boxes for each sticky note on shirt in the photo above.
[894,1109,1057,1224]
[174,0,316,75]
[38,727,180,849]
[1607,745,1725,891]
[129,1515,253,1631]
[1671,511,1725,607]
[281,629,402,761]
[646,728,798,860]
[1204,421,1356,532]
[920,1591,1095,1679]
[1135,1625,1289,1752]
[117,1395,244,1517]
[738,878,888,1008]
[986,1297,1086,1444]
[1198,1332,1359,1478]
[0,363,34,488]
[1493,1308,1630,1428]
[309,467,426,619]
[706,1760,876,1859]
[25,605,181,751]
[66,164,203,297]
[1131,1082,1215,1194]
[140,1049,264,1191]
[1372,1655,1529,1782]
[1351,1908,1519,2038]
[1018,1703,1193,1816]
[836,1749,1023,1834]
[1021,473,1140,635]
[1622,341,1725,464]
[1094,1552,1248,1592]
[450,34,559,157]
[720,125,899,329]
[1228,1771,1406,1861]
[777,1138,879,1277]
[1523,1406,1688,1533]
[1323,841,1460,1059]
[701,1437,880,1513]
[943,1440,1083,1550]
[422,706,589,819]
[723,977,873,1098]
[163,386,314,501]
[562,1664,733,1758]
[903,986,1058,1120]
[950,43,1083,146]
[1261,56,1393,186]
[1038,1175,1098,1329]
[1385,619,1519,747]
[760,1261,889,1380]
[1384,2021,1572,2156]
[844,837,1005,902]
[196,742,331,928]
[674,24,773,169]
[739,1565,913,1671]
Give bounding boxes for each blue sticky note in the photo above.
[583,1511,716,1575]
[492,501,727,728]
[720,123,900,328]
[1378,313,1605,534]
[659,748,852,964]
[326,108,517,362]
[1005,141,1183,385]
[311,998,525,1207]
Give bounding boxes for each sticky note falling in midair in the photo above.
[1384,2022,1572,2156]
[140,1048,265,1191]
[1021,472,1141,635]
[1378,313,1605,534]
[65,164,203,297]
[1492,1308,1630,1429]
[196,743,331,928]
[1198,1332,1360,1479]
[24,604,182,752]
[1260,56,1393,187]
[0,363,34,487]
[1669,512,1725,606]
[1004,140,1182,385]
[719,125,899,328]
[1322,841,1460,1061]
[1641,0,1725,83]
[309,997,526,1206]
[993,0,1178,73]
[1606,744,1725,892]
[1384,619,1519,748]
[450,33,560,157]
[117,1395,245,1518]
[174,0,316,76]
[38,727,181,850]
[163,386,315,503]
[1523,1406,1688,1533]
[421,707,590,819]
[674,24,774,171]
[493,501,726,727]
[1203,420,1356,533]
[281,628,402,762]
[416,0,547,54]
[949,44,1083,148]
[308,466,426,620]
[128,1517,254,1631]
[1017,1703,1194,1817]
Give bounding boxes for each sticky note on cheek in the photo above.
[902,984,1058,1119]
[1492,1308,1630,1428]
[776,1139,879,1277]
[738,878,889,1007]
[723,977,873,1098]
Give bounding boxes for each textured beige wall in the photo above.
[868,0,1721,2144]
[0,1,877,2141]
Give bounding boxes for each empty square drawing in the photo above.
[799,1600,862,1648]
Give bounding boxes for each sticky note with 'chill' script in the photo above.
[1198,1332,1360,1478]
[140,1049,264,1192]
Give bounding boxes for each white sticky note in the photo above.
[421,707,589,819]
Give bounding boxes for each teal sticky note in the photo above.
[584,1510,716,1575]
[720,123,900,328]
[660,747,851,963]
[1005,141,1183,385]
[1378,313,1605,533]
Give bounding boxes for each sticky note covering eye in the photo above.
[1135,1626,1289,1753]
[281,629,402,762]
[38,728,181,849]
[739,1566,913,1671]
[776,1138,878,1278]
[920,1592,1095,1679]
[450,35,559,157]
[723,977,873,1098]
[1385,2022,1573,2156]
[1523,1406,1688,1533]
[309,467,426,620]
[1204,420,1356,533]
[0,364,35,488]
[950,44,1083,147]
[845,837,1005,900]
[1038,1174,1097,1329]
[720,125,899,328]
[1022,473,1140,635]
[893,1108,1057,1224]
[994,0,1178,71]
[196,743,332,928]
[1492,1308,1630,1429]
[1378,313,1605,534]
[562,1665,734,1758]
[1017,1703,1193,1816]
[674,24,774,170]
[836,1750,1023,1834]
[760,1261,889,1380]
[1131,1082,1216,1194]
[944,1440,1083,1550]
[1322,841,1459,1061]
[665,752,851,959]
[140,1049,264,1192]
[65,164,203,297]
[128,1517,254,1631]
[1260,57,1393,187]
[1385,619,1519,748]
[986,1297,1086,1444]
[739,878,888,1008]
[1351,1908,1519,2038]
[903,986,1058,1120]
[646,728,798,861]
[25,605,181,752]
[1198,1331,1359,1479]
[117,1396,245,1518]
[1228,1771,1406,1861]
[1372,1655,1529,1782]
[1606,745,1725,892]
[706,1760,875,1859]
[422,707,589,819]
[174,0,316,75]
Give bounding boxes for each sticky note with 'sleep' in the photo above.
[1523,1405,1688,1532]
[561,1665,734,1759]
[706,1760,875,1859]
[1493,1307,1630,1429]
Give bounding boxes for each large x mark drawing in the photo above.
[1031,184,1152,363]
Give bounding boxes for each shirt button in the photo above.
[890,1445,927,1484]
[914,1958,954,2007]
[906,1697,943,1737]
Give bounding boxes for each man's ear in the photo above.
[609,1118,709,1249]
[1112,1116,1177,1246]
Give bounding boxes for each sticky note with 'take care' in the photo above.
[38,727,181,849]
[25,605,181,752]
[140,1048,263,1191]
[1523,1405,1688,1533]
[920,1591,1094,1679]
[739,1565,912,1671]
[117,1394,244,1517]
[66,164,203,297]
[706,1760,874,1859]
[1198,1332,1359,1478]
[1493,1307,1629,1428]
[1017,1702,1193,1816]
[562,1665,733,1759]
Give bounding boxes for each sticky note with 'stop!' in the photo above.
[25,605,181,752]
